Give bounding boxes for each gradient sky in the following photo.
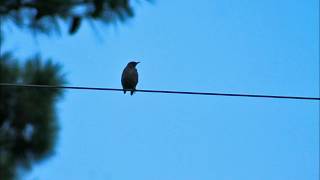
[2,0,320,180]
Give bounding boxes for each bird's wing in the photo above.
[121,67,127,87]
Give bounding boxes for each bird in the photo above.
[121,61,140,95]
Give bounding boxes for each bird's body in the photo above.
[121,61,139,95]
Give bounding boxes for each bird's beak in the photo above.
[137,62,140,64]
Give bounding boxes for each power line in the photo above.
[0,83,319,101]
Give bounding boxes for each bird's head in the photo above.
[127,61,140,67]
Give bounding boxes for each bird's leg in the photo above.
[130,88,136,95]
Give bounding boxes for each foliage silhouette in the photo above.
[0,0,138,35]
[0,53,65,180]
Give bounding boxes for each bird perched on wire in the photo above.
[121,61,140,95]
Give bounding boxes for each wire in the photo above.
[0,83,319,101]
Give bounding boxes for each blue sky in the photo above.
[3,0,319,179]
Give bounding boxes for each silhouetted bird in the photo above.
[121,61,140,95]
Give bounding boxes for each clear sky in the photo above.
[3,0,320,180]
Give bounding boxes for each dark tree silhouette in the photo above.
[0,53,65,180]
[0,1,145,179]
[0,0,137,34]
